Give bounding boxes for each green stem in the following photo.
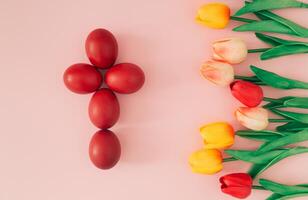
[254,82,267,86]
[269,119,294,123]
[231,16,257,23]
[248,48,271,53]
[223,157,237,162]
[263,97,280,103]
[234,75,260,82]
[252,185,266,190]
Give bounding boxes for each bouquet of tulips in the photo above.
[190,1,308,199]
[196,1,308,60]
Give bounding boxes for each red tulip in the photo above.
[230,80,263,107]
[220,173,253,199]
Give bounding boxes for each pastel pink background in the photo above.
[1,0,308,199]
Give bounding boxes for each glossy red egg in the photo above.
[63,63,102,94]
[85,29,118,69]
[88,88,120,129]
[89,130,121,170]
[105,63,145,94]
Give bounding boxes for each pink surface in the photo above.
[1,0,308,199]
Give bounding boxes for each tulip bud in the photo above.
[200,60,234,86]
[189,149,223,174]
[196,3,230,29]
[220,173,253,199]
[230,80,263,107]
[212,38,248,64]
[200,122,235,149]
[235,107,269,131]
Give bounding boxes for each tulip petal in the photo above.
[200,60,234,86]
[235,107,269,131]
[212,38,248,64]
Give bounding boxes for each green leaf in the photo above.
[225,149,287,164]
[273,193,308,200]
[256,129,308,153]
[255,33,288,46]
[261,44,308,60]
[284,97,308,108]
[266,184,308,200]
[250,65,308,89]
[277,122,308,132]
[271,109,308,124]
[236,130,289,141]
[263,96,295,109]
[254,10,308,37]
[267,193,283,200]
[234,0,308,16]
[233,20,296,35]
[248,147,308,179]
[255,33,308,46]
[260,179,308,196]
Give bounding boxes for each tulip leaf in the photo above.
[255,33,289,46]
[271,193,308,200]
[250,65,308,89]
[261,44,308,60]
[284,97,308,108]
[271,109,308,124]
[260,179,308,196]
[236,130,289,141]
[267,193,283,200]
[248,147,308,179]
[255,10,308,37]
[225,149,287,164]
[234,0,308,16]
[233,20,296,35]
[255,33,308,46]
[256,129,308,153]
[263,96,295,109]
[277,122,308,132]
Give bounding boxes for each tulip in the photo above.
[196,3,230,29]
[200,60,234,86]
[220,173,253,199]
[235,107,269,131]
[189,149,223,174]
[200,122,235,149]
[230,80,263,107]
[212,38,248,64]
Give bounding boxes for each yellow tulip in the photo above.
[196,3,230,29]
[200,122,235,149]
[189,149,223,174]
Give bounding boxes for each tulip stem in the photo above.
[248,48,272,53]
[230,16,257,23]
[263,97,281,103]
[223,157,237,162]
[234,75,260,82]
[269,119,294,123]
[252,185,266,190]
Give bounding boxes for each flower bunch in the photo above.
[201,46,308,130]
[189,122,234,174]
[191,1,308,199]
[196,2,308,60]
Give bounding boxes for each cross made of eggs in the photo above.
[63,28,145,170]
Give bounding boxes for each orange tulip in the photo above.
[189,149,223,174]
[200,60,234,86]
[200,122,235,149]
[212,38,248,64]
[235,107,269,131]
[196,3,230,29]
